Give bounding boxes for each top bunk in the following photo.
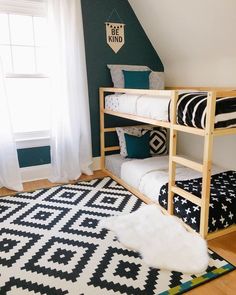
[100,87,236,137]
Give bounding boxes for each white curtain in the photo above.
[47,0,93,183]
[0,61,23,191]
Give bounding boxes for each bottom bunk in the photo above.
[105,154,236,235]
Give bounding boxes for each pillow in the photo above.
[141,127,168,155]
[123,70,151,89]
[149,71,165,90]
[107,64,165,89]
[124,133,151,159]
[116,126,152,157]
[107,64,150,88]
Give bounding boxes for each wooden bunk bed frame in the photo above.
[99,86,236,240]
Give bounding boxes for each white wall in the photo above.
[129,0,236,169]
[129,0,236,87]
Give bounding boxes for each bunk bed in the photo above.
[99,87,236,240]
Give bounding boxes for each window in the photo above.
[0,1,51,144]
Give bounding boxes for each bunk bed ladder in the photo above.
[168,91,217,238]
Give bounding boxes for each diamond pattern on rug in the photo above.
[61,209,110,239]
[102,178,129,191]
[0,229,41,267]
[73,178,105,188]
[0,177,235,295]
[88,246,159,295]
[0,200,28,222]
[43,186,90,205]
[0,277,68,295]
[12,204,70,230]
[84,190,131,212]
[14,189,48,200]
[23,237,97,282]
[114,260,141,280]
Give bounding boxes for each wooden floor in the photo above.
[0,171,235,294]
[0,170,106,197]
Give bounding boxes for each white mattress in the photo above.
[105,93,170,121]
[105,154,132,178]
[106,154,224,203]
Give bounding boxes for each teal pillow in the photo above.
[122,70,151,89]
[124,132,151,159]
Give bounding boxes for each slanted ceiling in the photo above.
[129,0,236,87]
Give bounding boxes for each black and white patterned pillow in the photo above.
[141,127,167,155]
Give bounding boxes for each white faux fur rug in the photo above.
[100,204,209,274]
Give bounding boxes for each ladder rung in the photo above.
[171,186,202,206]
[104,146,120,152]
[172,156,203,172]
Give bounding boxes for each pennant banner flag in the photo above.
[105,22,125,53]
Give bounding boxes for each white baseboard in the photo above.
[21,164,52,182]
[21,157,101,183]
[92,156,101,171]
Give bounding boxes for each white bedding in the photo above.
[104,91,199,121]
[121,156,169,189]
[105,93,170,121]
[136,95,169,121]
[121,156,224,202]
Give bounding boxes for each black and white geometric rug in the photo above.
[0,177,235,295]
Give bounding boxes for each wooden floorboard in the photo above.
[0,170,235,294]
[189,232,236,294]
[0,170,105,197]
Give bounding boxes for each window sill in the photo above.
[15,136,50,149]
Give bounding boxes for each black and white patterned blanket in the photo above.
[159,171,236,233]
[173,92,236,128]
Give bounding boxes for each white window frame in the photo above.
[0,0,50,148]
[0,0,46,17]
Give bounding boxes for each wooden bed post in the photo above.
[168,91,179,214]
[200,91,217,238]
[99,88,105,170]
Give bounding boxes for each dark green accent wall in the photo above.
[81,0,164,157]
[17,146,50,168]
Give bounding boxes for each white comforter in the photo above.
[121,156,223,202]
[105,94,170,121]
[105,91,199,121]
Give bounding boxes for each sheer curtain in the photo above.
[47,0,93,183]
[0,61,23,191]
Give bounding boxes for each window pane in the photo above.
[6,78,51,133]
[35,47,49,73]
[34,17,48,46]
[9,14,34,46]
[0,14,10,44]
[12,46,35,73]
[0,45,12,72]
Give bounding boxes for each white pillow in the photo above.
[150,71,165,90]
[116,126,152,157]
[107,64,150,88]
[107,64,165,89]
